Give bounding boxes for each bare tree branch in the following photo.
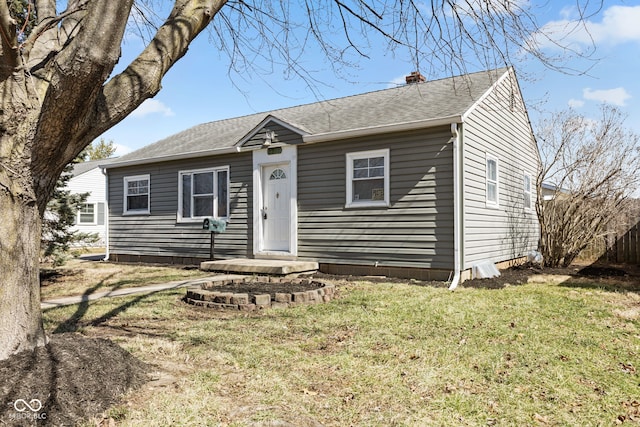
[94,0,228,144]
[537,105,640,267]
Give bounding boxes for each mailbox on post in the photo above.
[202,217,227,233]
[203,217,227,260]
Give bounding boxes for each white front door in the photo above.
[262,164,290,251]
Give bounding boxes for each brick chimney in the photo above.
[405,71,426,84]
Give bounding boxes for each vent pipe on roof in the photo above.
[405,71,426,84]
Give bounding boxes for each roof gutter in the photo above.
[100,116,463,169]
[303,115,462,144]
[102,167,110,262]
[101,146,242,170]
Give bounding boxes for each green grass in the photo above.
[43,279,640,426]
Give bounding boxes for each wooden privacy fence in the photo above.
[601,220,639,264]
[580,200,640,265]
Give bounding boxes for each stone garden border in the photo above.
[184,276,335,311]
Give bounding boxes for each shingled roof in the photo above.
[72,157,118,176]
[106,68,509,168]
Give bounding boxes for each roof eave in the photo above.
[102,116,468,169]
[302,115,463,144]
[101,146,241,170]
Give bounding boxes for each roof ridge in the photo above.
[193,67,509,127]
[110,67,510,166]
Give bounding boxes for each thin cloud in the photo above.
[131,99,175,118]
[387,74,408,88]
[568,98,585,108]
[113,143,133,157]
[583,87,631,106]
[533,5,640,51]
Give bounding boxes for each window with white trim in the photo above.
[486,154,499,207]
[346,149,390,208]
[523,173,532,209]
[124,175,150,214]
[78,203,96,224]
[178,167,229,221]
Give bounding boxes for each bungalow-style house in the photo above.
[102,67,540,284]
[67,157,117,245]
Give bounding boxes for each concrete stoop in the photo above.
[200,259,318,276]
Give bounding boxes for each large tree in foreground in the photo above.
[536,105,640,267]
[0,0,601,360]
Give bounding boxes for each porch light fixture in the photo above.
[263,130,276,147]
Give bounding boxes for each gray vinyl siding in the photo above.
[462,72,540,269]
[107,152,252,261]
[242,122,304,149]
[297,127,455,270]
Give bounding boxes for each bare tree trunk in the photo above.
[0,0,225,361]
[0,191,47,360]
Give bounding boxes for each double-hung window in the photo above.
[78,203,96,224]
[124,175,150,214]
[346,149,390,208]
[523,173,532,210]
[178,167,229,221]
[486,154,499,207]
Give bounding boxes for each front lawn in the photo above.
[40,258,211,299]
[41,272,640,426]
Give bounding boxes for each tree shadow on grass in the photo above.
[50,286,173,334]
[50,272,118,334]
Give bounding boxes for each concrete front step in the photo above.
[200,258,318,275]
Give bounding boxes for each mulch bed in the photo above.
[0,334,148,426]
[462,262,640,290]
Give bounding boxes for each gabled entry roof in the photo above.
[235,115,310,147]
[105,68,509,168]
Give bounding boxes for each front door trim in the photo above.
[252,145,298,256]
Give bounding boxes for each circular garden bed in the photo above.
[184,276,335,311]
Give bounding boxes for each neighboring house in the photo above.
[67,158,117,245]
[102,67,540,283]
[540,182,567,201]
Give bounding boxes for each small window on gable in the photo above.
[124,175,150,214]
[346,149,390,208]
[178,167,229,221]
[78,203,96,224]
[523,173,532,210]
[486,154,499,207]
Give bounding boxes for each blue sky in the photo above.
[100,1,640,157]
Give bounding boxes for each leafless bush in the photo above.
[536,105,640,267]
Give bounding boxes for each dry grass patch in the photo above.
[40,258,210,299]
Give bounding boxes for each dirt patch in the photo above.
[202,280,324,296]
[0,334,149,426]
[462,262,640,290]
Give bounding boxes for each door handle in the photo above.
[262,207,267,220]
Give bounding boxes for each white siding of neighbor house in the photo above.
[462,70,540,269]
[66,167,107,244]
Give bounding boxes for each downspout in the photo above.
[448,122,462,291]
[102,167,110,262]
